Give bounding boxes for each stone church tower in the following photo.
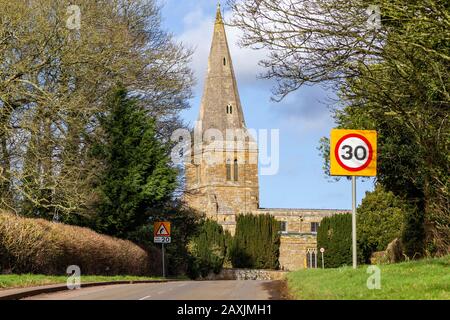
[184,5,259,234]
[185,6,349,270]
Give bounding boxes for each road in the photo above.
[24,280,283,300]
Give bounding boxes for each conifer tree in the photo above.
[92,86,177,237]
[187,219,229,278]
[231,214,280,269]
[317,214,352,268]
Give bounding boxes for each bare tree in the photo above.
[228,0,448,100]
[0,0,194,219]
[229,0,449,255]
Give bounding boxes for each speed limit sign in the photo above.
[330,129,377,269]
[330,129,377,176]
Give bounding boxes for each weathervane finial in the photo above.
[215,2,223,24]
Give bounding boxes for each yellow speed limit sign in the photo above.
[330,129,377,176]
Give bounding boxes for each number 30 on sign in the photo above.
[330,129,377,176]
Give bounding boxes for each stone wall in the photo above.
[278,235,316,270]
[185,145,259,235]
[254,208,349,233]
[202,268,287,281]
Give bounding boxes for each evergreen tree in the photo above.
[187,219,229,278]
[231,214,280,269]
[126,203,200,276]
[92,86,177,237]
[317,214,352,268]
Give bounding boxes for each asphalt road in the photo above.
[25,280,283,300]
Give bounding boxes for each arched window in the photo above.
[306,251,311,268]
[226,104,233,114]
[233,159,238,181]
[306,249,318,268]
[223,57,226,65]
[226,160,231,181]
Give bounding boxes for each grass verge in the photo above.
[0,274,163,290]
[287,255,449,300]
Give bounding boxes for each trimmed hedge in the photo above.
[187,219,230,278]
[317,213,352,268]
[0,212,152,275]
[231,214,280,269]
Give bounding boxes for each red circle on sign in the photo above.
[335,133,373,172]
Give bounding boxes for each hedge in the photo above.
[0,212,153,275]
[187,219,230,278]
[231,214,280,269]
[317,213,352,268]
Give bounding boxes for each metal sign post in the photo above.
[352,176,357,269]
[162,243,165,278]
[320,247,325,269]
[154,221,171,278]
[330,129,377,271]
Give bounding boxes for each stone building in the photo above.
[184,6,349,270]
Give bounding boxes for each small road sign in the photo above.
[320,248,325,269]
[154,221,171,278]
[154,236,171,244]
[330,129,377,176]
[330,129,377,270]
[154,221,171,243]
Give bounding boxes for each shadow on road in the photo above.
[261,280,290,300]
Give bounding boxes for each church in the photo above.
[184,6,349,270]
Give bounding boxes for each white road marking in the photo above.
[139,295,152,300]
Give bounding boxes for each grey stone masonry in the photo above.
[196,5,246,136]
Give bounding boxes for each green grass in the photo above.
[287,255,450,300]
[0,274,163,290]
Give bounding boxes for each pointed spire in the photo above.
[196,5,247,138]
[215,3,223,24]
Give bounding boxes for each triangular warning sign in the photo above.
[157,223,169,236]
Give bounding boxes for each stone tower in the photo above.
[184,5,259,234]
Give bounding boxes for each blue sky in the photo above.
[161,0,375,209]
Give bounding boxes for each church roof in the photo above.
[196,4,247,138]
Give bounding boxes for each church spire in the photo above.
[196,5,246,138]
[215,3,223,24]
